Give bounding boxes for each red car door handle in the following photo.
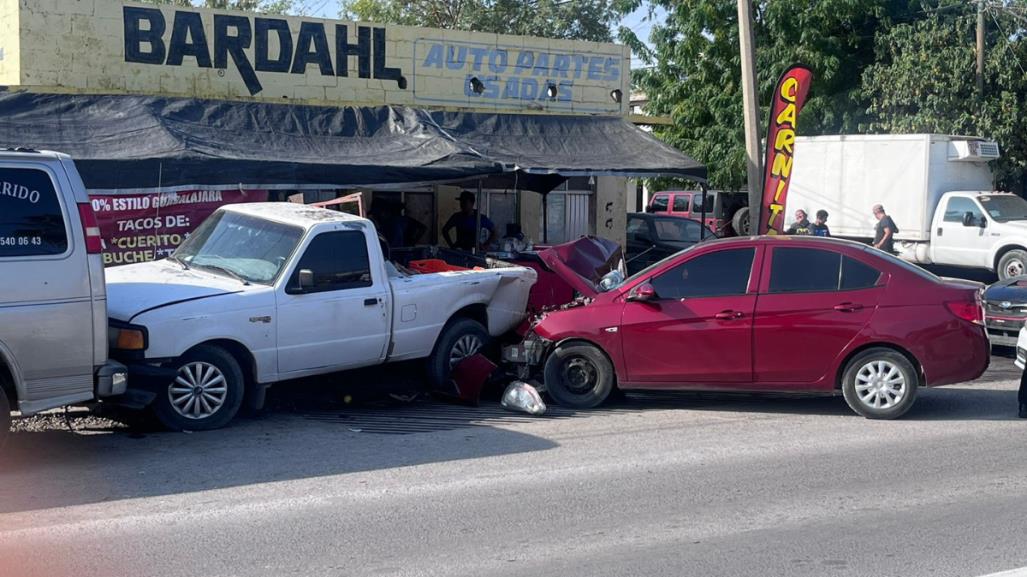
[714,310,744,320]
[834,303,863,312]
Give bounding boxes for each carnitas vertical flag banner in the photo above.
[760,65,813,235]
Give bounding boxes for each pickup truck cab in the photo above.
[919,191,1027,279]
[0,150,127,446]
[107,203,536,431]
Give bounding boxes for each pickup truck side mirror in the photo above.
[298,269,315,290]
[626,282,657,302]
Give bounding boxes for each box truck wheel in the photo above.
[998,249,1027,280]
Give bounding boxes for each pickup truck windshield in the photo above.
[979,195,1027,222]
[173,211,303,285]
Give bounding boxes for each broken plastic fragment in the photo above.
[501,381,547,415]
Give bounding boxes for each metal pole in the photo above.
[542,192,549,244]
[474,179,483,255]
[977,0,985,94]
[737,0,762,234]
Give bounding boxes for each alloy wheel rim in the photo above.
[169,361,228,420]
[854,360,906,410]
[1007,260,1025,278]
[449,335,483,368]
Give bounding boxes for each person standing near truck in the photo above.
[786,209,812,235]
[872,204,898,254]
[443,191,496,251]
[811,210,831,237]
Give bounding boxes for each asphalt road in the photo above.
[2,353,1027,577]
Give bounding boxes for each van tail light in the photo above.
[77,203,103,254]
[945,299,984,325]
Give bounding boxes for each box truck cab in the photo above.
[788,134,1027,279]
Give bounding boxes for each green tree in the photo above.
[137,0,297,14]
[863,2,1027,192]
[339,0,621,42]
[621,0,921,190]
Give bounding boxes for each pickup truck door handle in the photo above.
[937,227,943,236]
[364,298,380,306]
[833,302,863,313]
[714,310,744,320]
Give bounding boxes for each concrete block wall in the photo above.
[6,0,630,115]
[0,0,19,86]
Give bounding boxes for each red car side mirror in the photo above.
[627,283,657,302]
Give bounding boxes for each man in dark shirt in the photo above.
[442,190,496,251]
[786,209,811,235]
[872,204,898,254]
[811,209,831,237]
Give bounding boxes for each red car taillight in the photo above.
[946,300,984,325]
[77,202,103,254]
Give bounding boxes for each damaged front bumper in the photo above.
[502,332,550,367]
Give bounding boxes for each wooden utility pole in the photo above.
[737,0,762,234]
[977,0,985,94]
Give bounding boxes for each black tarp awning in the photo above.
[430,110,707,181]
[0,92,502,191]
[0,90,706,192]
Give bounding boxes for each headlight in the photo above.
[109,320,148,351]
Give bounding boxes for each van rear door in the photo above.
[0,158,95,411]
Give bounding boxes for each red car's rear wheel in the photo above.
[841,348,919,419]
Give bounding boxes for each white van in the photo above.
[0,149,126,446]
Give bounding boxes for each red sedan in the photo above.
[525,236,990,419]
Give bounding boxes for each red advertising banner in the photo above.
[88,189,269,266]
[759,65,813,235]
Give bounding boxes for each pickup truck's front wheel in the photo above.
[998,249,1027,280]
[427,318,489,388]
[154,345,244,431]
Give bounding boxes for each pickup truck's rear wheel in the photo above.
[0,385,11,451]
[154,345,244,431]
[998,249,1027,280]
[428,318,489,388]
[543,343,615,409]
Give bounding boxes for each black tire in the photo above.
[0,385,11,452]
[543,343,615,409]
[998,249,1027,280]
[153,345,244,431]
[731,207,751,237]
[427,318,489,388]
[841,348,919,420]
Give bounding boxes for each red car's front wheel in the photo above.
[543,343,615,409]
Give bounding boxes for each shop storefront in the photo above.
[0,0,705,261]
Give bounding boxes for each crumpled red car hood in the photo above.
[537,236,624,298]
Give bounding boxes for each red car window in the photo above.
[672,195,690,212]
[650,195,669,212]
[651,247,755,299]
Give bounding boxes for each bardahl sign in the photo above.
[0,0,629,114]
[124,7,405,96]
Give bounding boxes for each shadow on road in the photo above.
[0,387,558,515]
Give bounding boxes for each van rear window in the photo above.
[0,167,68,257]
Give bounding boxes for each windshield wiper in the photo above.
[197,263,250,285]
[167,254,190,270]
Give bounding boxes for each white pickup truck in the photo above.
[106,203,537,430]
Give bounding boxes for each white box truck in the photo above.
[788,134,1027,279]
